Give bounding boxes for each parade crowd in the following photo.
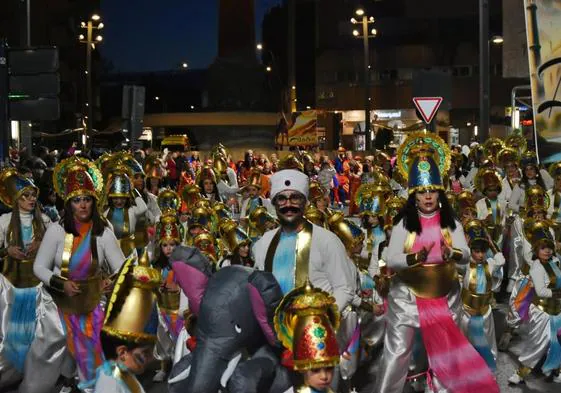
[0,131,560,393]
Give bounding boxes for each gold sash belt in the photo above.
[3,258,40,288]
[50,275,102,314]
[461,288,492,316]
[397,262,457,299]
[532,296,561,315]
[156,289,180,311]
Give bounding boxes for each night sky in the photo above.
[101,0,283,73]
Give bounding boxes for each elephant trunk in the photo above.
[185,345,231,393]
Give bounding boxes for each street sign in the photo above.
[8,47,60,121]
[413,97,443,124]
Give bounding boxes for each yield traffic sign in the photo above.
[413,97,442,124]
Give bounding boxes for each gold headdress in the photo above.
[396,132,450,194]
[483,137,505,163]
[327,211,364,252]
[102,250,161,345]
[504,133,527,155]
[274,281,340,371]
[474,168,502,194]
[218,219,251,254]
[304,205,327,228]
[53,156,103,202]
[0,168,38,207]
[157,188,181,215]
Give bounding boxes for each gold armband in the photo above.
[49,274,68,293]
[448,248,463,262]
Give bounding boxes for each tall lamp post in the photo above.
[351,8,377,152]
[79,14,104,149]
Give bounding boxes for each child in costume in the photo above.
[95,250,161,392]
[475,168,506,248]
[460,219,505,372]
[328,212,385,392]
[274,282,340,393]
[101,162,148,258]
[152,206,189,382]
[508,220,561,384]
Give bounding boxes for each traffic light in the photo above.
[8,47,60,121]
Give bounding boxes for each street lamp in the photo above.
[79,14,104,149]
[491,35,504,44]
[350,7,377,152]
[256,43,263,51]
[181,62,188,69]
[266,66,272,72]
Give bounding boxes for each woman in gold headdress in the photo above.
[376,133,498,393]
[218,219,254,268]
[0,168,63,393]
[33,157,126,391]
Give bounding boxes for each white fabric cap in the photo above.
[269,169,309,200]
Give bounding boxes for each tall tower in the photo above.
[218,0,255,60]
[206,0,267,110]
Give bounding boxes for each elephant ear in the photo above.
[171,246,213,316]
[247,271,283,346]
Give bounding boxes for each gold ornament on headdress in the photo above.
[396,131,451,184]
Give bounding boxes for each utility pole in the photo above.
[479,0,490,142]
[361,14,371,152]
[351,9,376,152]
[288,0,297,113]
[86,20,93,149]
[0,41,9,163]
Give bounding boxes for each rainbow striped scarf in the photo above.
[68,221,93,280]
[59,220,104,388]
[513,277,534,322]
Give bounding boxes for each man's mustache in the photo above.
[279,206,301,214]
